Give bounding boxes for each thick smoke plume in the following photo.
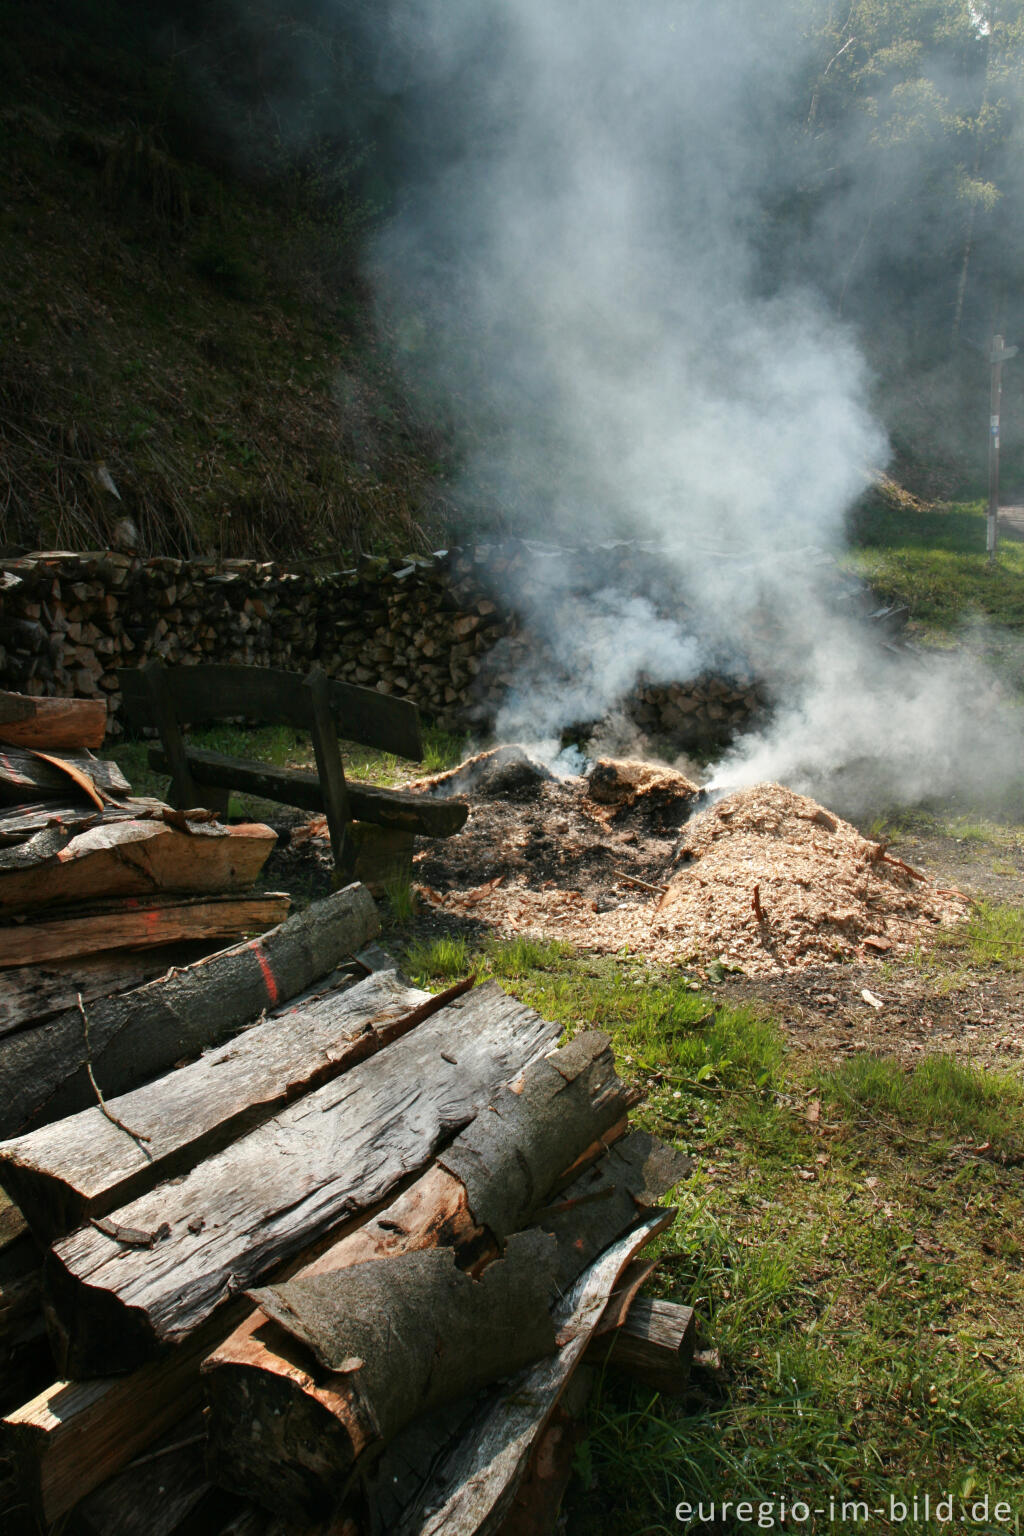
[361,0,1022,811]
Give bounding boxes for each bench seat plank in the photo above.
[147,747,468,838]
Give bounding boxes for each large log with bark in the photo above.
[44,983,559,1377]
[0,948,217,1035]
[0,971,472,1244]
[202,1124,685,1518]
[0,692,107,751]
[0,892,291,970]
[0,882,381,1136]
[0,816,276,915]
[375,1213,672,1536]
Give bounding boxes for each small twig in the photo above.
[78,993,153,1157]
[121,1433,206,1472]
[614,868,668,895]
[882,852,926,882]
[751,883,766,924]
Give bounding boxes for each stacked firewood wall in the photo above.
[0,546,767,746]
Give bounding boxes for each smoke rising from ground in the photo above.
[361,0,1022,810]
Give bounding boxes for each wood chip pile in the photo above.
[0,881,694,1536]
[654,782,970,974]
[411,750,969,974]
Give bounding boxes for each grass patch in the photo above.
[846,496,1024,642]
[484,935,575,977]
[943,900,1024,971]
[402,934,472,983]
[824,1051,1024,1163]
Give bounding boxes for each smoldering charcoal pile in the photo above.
[0,543,767,748]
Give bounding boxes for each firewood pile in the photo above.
[0,546,766,747]
[0,880,694,1536]
[0,688,290,1045]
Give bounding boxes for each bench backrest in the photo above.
[119,664,423,760]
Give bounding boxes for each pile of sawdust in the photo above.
[329,748,969,975]
[652,782,969,973]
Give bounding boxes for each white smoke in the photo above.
[362,0,1024,812]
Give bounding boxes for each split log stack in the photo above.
[0,687,295,1063]
[0,899,697,1536]
[0,545,767,746]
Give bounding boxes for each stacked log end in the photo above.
[0,545,767,745]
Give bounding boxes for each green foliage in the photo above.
[382,874,416,926]
[846,495,1024,634]
[947,899,1024,968]
[484,935,574,977]
[402,934,471,983]
[825,1050,1024,1159]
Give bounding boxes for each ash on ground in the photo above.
[406,749,969,975]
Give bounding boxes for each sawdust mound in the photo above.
[654,782,969,973]
[404,754,969,975]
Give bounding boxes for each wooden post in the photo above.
[988,335,1018,563]
[304,666,353,880]
[139,662,204,811]
[988,335,1004,561]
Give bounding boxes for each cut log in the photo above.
[0,946,219,1035]
[596,1296,696,1396]
[379,1214,671,1536]
[202,1127,684,1519]
[66,1415,234,1536]
[44,983,559,1377]
[3,1308,240,1527]
[249,1231,561,1460]
[0,971,471,1244]
[149,747,470,837]
[0,817,276,916]
[0,892,291,971]
[0,692,106,751]
[0,746,129,805]
[0,882,381,1137]
[487,1368,593,1536]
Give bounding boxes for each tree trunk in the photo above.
[0,972,472,1245]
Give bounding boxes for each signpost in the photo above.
[988,334,1018,561]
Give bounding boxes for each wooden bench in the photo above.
[118,662,468,883]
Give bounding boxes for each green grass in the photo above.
[942,900,1024,971]
[402,934,472,982]
[846,496,1024,637]
[824,1052,1024,1163]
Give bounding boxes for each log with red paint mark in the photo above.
[0,883,381,1137]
